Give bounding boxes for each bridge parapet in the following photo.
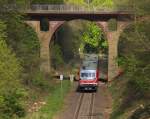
[28,4,133,13]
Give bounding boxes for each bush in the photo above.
[0,89,26,119]
[51,44,64,69]
[110,20,150,119]
[31,71,52,91]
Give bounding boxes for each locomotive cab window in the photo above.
[81,73,95,78]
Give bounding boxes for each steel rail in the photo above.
[73,93,84,119]
[88,93,95,119]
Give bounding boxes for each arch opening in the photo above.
[40,18,49,31]
[49,19,108,80]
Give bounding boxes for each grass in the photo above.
[22,80,71,119]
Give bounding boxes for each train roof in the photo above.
[81,60,98,70]
[80,54,99,70]
[83,54,99,62]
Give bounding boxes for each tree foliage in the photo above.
[51,43,64,69]
[0,20,26,119]
[0,23,21,83]
[111,1,150,118]
[113,20,150,119]
[91,0,114,8]
[30,0,114,8]
[119,21,150,92]
[0,0,40,83]
[113,0,150,15]
[82,22,101,47]
[65,0,113,7]
[54,20,86,63]
[0,1,41,118]
[81,22,108,53]
[64,0,86,5]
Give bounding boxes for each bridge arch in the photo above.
[25,15,132,81]
[47,19,109,73]
[49,19,109,74]
[47,19,109,44]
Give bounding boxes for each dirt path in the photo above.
[53,82,112,119]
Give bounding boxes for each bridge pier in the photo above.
[39,32,52,73]
[107,31,119,80]
[26,21,52,73]
[107,22,131,80]
[97,21,119,81]
[26,21,64,73]
[97,21,130,81]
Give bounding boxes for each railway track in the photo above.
[89,93,95,119]
[53,83,112,119]
[74,93,95,119]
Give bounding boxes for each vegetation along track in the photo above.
[74,92,95,119]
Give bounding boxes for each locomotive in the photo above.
[78,54,99,91]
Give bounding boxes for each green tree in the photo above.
[0,0,40,84]
[65,0,113,7]
[113,20,150,119]
[91,0,114,8]
[55,20,86,62]
[119,21,150,92]
[64,0,86,5]
[51,43,64,69]
[81,22,108,53]
[0,20,26,119]
[113,0,150,15]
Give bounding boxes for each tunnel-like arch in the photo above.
[49,19,109,76]
[25,19,132,81]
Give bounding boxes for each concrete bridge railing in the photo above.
[29,4,133,13]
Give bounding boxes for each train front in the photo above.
[79,69,99,91]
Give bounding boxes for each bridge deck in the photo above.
[26,12,133,21]
[25,4,133,21]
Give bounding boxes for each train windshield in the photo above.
[80,70,96,80]
[81,73,95,77]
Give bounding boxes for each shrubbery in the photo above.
[119,21,150,95]
[111,21,150,119]
[0,1,41,118]
[81,22,108,53]
[30,70,53,91]
[0,21,26,119]
[51,44,64,69]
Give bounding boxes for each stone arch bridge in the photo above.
[25,4,133,81]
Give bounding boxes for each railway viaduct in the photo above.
[25,4,133,81]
